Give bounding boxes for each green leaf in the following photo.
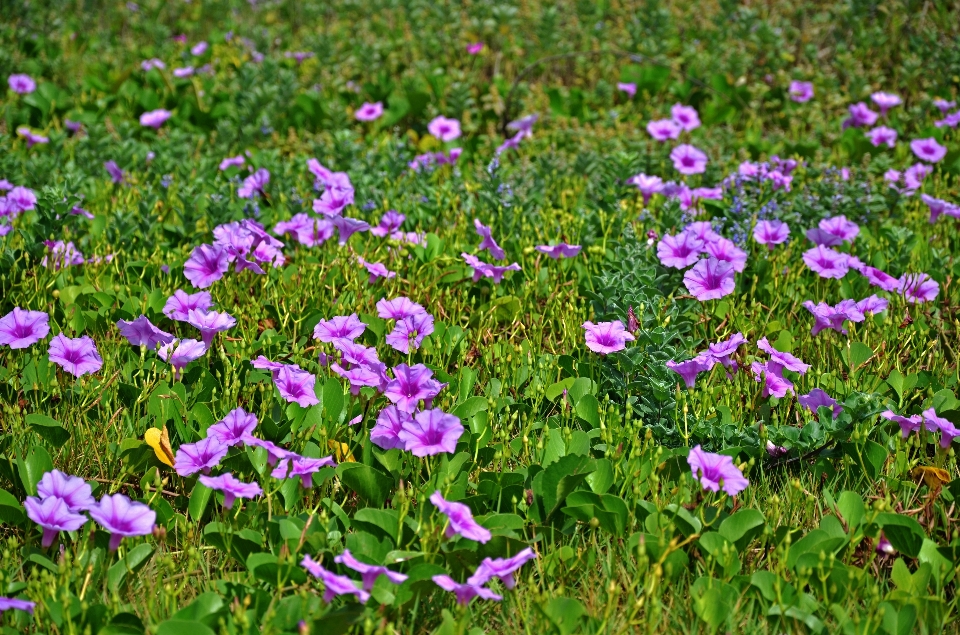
[541,597,585,635]
[338,463,393,507]
[575,394,600,428]
[886,369,917,402]
[25,414,70,447]
[835,491,865,529]
[848,342,874,370]
[0,489,26,526]
[586,458,614,494]
[172,591,224,625]
[323,377,344,423]
[155,620,216,635]
[535,454,596,520]
[246,552,308,586]
[879,601,916,635]
[17,445,53,496]
[452,396,487,420]
[718,509,765,551]
[545,378,575,402]
[188,481,212,522]
[108,544,156,592]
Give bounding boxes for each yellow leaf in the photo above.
[328,440,355,463]
[145,426,175,468]
[911,465,951,490]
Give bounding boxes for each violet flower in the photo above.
[163,290,214,321]
[238,168,270,198]
[219,155,245,171]
[669,144,708,175]
[666,355,716,388]
[0,308,49,349]
[25,497,87,548]
[335,549,408,590]
[582,320,635,355]
[8,74,36,94]
[355,102,383,121]
[183,244,229,289]
[687,445,749,496]
[506,114,538,139]
[617,82,637,98]
[466,42,484,54]
[174,436,229,476]
[657,232,704,269]
[910,138,947,163]
[535,243,581,259]
[173,66,194,78]
[273,366,320,407]
[922,408,960,448]
[898,273,939,303]
[427,116,461,142]
[313,314,366,346]
[921,194,960,224]
[139,109,172,129]
[158,339,207,379]
[371,406,411,450]
[376,297,426,320]
[627,173,664,204]
[871,92,901,115]
[798,388,842,417]
[646,119,680,142]
[384,364,443,413]
[0,597,35,613]
[474,219,506,259]
[369,210,405,237]
[5,185,37,212]
[88,494,156,551]
[104,161,126,184]
[881,410,923,438]
[819,215,860,242]
[703,238,747,272]
[207,408,258,446]
[845,102,878,128]
[757,337,811,374]
[753,220,790,248]
[271,456,336,488]
[683,257,736,301]
[331,216,370,244]
[301,555,370,603]
[788,81,813,103]
[670,104,700,131]
[241,435,295,466]
[48,334,103,378]
[866,126,897,148]
[37,470,95,511]
[856,294,888,315]
[432,574,502,605]
[859,266,899,292]
[117,315,174,349]
[707,332,746,372]
[186,309,236,347]
[468,548,537,589]
[358,257,396,284]
[802,245,849,279]
[398,409,463,456]
[199,473,262,508]
[385,312,434,354]
[430,491,491,543]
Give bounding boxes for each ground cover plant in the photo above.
[1,0,960,633]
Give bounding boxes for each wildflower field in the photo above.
[2,1,960,633]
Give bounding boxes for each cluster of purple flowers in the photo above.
[461,220,523,283]
[666,332,746,388]
[656,221,745,301]
[882,408,960,448]
[0,181,37,235]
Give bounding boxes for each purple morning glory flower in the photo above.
[687,445,749,496]
[703,237,747,272]
[184,244,229,289]
[934,98,956,113]
[669,144,708,175]
[198,473,262,508]
[921,194,960,223]
[627,173,664,204]
[207,408,258,447]
[336,340,384,369]
[104,160,126,184]
[371,406,411,450]
[191,41,208,55]
[432,574,502,605]
[750,361,794,398]
[175,436,229,476]
[357,257,396,284]
[468,548,537,589]
[898,273,939,303]
[922,408,960,448]
[139,109,172,128]
[666,355,717,388]
[8,74,36,94]
[805,227,844,247]
[163,290,214,322]
[801,301,851,335]
[271,455,336,488]
[0,308,49,349]
[683,257,736,301]
[398,408,463,456]
[238,168,270,199]
[369,210,406,237]
[910,138,947,163]
[866,126,897,148]
[313,314,366,346]
[117,315,174,349]
[535,243,581,259]
[858,266,899,292]
[856,294,888,315]
[376,297,426,320]
[881,410,923,438]
[757,337,811,374]
[616,82,636,97]
[48,334,103,378]
[474,219,505,260]
[273,366,320,407]
[173,66,194,78]
[385,312,435,354]
[37,470,95,511]
[16,127,49,147]
[25,496,88,548]
[670,104,700,131]
[903,163,932,192]
[186,309,236,347]
[657,232,704,269]
[707,332,746,372]
[88,494,156,551]
[331,216,370,244]
[845,102,878,128]
[507,114,538,138]
[789,81,813,103]
[802,245,849,279]
[871,91,902,115]
[753,220,790,249]
[158,339,207,379]
[583,320,635,355]
[335,549,408,590]
[42,240,85,270]
[384,364,443,413]
[5,185,37,212]
[219,155,245,171]
[274,214,336,247]
[355,102,384,121]
[646,119,681,142]
[241,435,295,466]
[428,116,461,142]
[936,111,960,129]
[301,555,370,603]
[799,388,842,417]
[430,491,491,543]
[0,597,35,613]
